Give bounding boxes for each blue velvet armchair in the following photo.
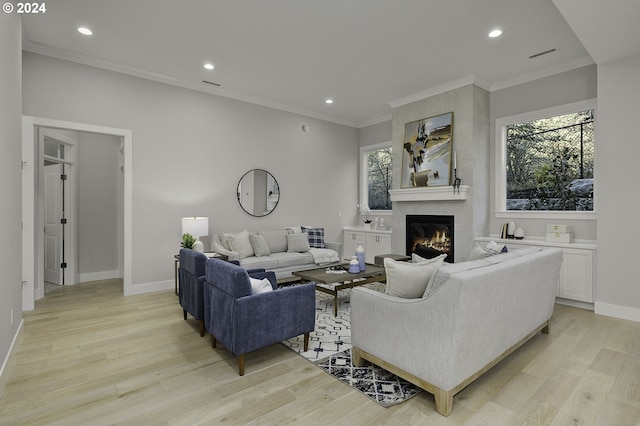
[203,258,316,375]
[178,248,208,336]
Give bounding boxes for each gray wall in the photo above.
[77,132,121,279]
[358,120,392,148]
[489,65,598,240]
[22,52,359,290]
[596,53,640,314]
[0,9,23,391]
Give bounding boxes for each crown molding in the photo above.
[22,41,360,128]
[388,75,492,110]
[490,55,595,91]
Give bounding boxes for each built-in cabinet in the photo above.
[476,237,596,309]
[343,226,392,264]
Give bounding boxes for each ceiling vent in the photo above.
[529,48,557,59]
[201,80,221,87]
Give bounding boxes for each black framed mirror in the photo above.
[237,169,280,216]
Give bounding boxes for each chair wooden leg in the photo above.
[211,335,217,348]
[303,333,310,352]
[542,320,550,334]
[238,354,245,376]
[183,309,187,320]
[199,320,205,337]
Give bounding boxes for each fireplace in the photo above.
[406,215,454,263]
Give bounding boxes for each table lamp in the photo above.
[181,217,209,252]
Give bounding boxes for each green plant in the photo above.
[181,233,195,249]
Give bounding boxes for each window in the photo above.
[495,99,596,218]
[360,142,392,211]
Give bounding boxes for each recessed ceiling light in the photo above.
[325,99,334,104]
[204,63,214,70]
[488,29,502,38]
[77,27,93,36]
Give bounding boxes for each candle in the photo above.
[453,151,457,169]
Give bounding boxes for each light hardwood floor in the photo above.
[2,279,640,425]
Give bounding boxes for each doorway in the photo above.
[22,116,133,311]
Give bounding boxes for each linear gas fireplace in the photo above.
[406,215,454,263]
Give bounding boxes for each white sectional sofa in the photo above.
[351,247,563,416]
[200,227,341,280]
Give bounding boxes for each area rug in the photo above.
[281,282,386,362]
[314,348,422,407]
[281,282,422,407]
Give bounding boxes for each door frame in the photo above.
[22,116,132,310]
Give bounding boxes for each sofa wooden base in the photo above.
[352,319,551,416]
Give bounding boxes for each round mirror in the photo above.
[237,169,280,216]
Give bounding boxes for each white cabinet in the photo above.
[559,248,594,303]
[343,230,366,261]
[343,227,392,264]
[475,237,596,307]
[365,233,392,264]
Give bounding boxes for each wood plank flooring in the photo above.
[1,279,640,425]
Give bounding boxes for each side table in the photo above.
[175,252,228,296]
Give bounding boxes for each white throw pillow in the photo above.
[249,277,273,294]
[225,230,255,259]
[385,254,446,299]
[287,233,311,253]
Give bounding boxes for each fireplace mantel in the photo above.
[389,186,469,202]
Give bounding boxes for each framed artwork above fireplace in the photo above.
[401,112,453,188]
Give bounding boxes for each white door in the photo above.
[44,163,64,285]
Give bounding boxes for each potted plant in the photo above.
[181,233,195,249]
[358,204,372,229]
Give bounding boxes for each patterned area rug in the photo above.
[281,282,422,407]
[314,349,422,407]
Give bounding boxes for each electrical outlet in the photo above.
[10,309,14,326]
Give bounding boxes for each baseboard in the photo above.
[595,302,640,323]
[124,279,173,296]
[555,297,594,311]
[78,269,121,283]
[0,319,23,399]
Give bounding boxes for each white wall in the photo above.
[77,132,121,281]
[0,8,23,393]
[489,65,598,240]
[22,52,359,292]
[594,53,640,319]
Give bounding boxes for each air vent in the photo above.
[529,48,557,59]
[201,80,221,87]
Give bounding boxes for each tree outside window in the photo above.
[506,109,594,211]
[364,146,392,210]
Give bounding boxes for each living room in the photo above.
[2,0,640,422]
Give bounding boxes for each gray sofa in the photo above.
[351,247,563,416]
[200,227,341,280]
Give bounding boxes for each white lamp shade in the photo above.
[181,217,209,239]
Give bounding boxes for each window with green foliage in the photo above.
[496,100,595,213]
[360,143,392,211]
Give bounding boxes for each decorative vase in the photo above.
[355,242,365,272]
[507,221,516,239]
[349,256,360,273]
[514,227,525,240]
[363,222,372,229]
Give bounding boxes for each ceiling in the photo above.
[20,0,618,127]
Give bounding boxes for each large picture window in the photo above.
[360,142,392,211]
[495,99,596,218]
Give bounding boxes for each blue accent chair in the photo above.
[204,258,316,375]
[178,248,208,336]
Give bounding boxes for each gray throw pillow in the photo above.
[249,234,271,257]
[287,233,311,253]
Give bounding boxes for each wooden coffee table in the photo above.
[292,264,386,316]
